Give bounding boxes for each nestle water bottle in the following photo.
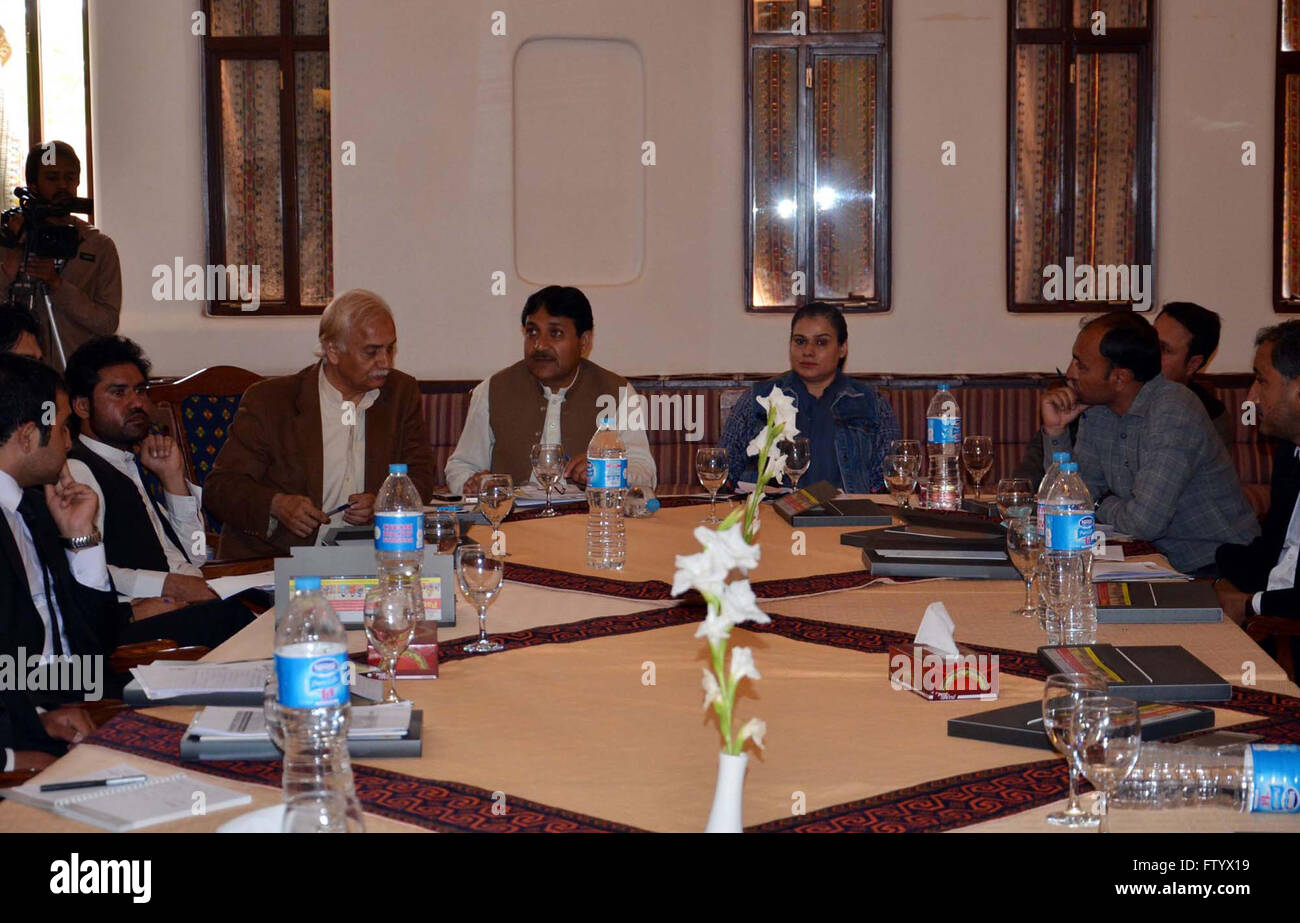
[265,576,364,832]
[586,415,627,570]
[1035,451,1071,533]
[374,463,425,585]
[925,385,962,458]
[1114,742,1300,813]
[623,485,660,518]
[1040,462,1096,644]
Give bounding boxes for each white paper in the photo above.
[0,761,151,810]
[189,703,412,740]
[1091,560,1189,582]
[130,660,273,699]
[1092,545,1125,562]
[1097,524,1135,542]
[914,601,961,657]
[205,571,275,600]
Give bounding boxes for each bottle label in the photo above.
[275,651,350,709]
[587,457,627,490]
[1249,745,1300,813]
[374,511,424,552]
[926,416,961,445]
[1045,511,1094,551]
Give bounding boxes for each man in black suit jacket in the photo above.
[1,690,93,773]
[1216,322,1300,668]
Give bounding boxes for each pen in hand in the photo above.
[324,502,354,518]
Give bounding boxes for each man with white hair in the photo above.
[205,289,436,558]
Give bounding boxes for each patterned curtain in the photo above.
[813,55,876,301]
[751,48,798,307]
[295,51,332,305]
[812,0,883,32]
[1072,0,1147,28]
[1013,44,1062,304]
[1072,53,1139,271]
[1284,75,1300,301]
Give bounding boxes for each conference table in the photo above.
[3,496,1299,834]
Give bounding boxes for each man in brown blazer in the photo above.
[205,289,436,558]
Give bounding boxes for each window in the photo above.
[1007,0,1155,312]
[202,0,331,316]
[1277,1,1300,310]
[746,0,891,313]
[0,0,93,209]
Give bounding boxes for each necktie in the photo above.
[15,493,66,657]
[132,457,190,559]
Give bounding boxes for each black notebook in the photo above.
[774,481,893,527]
[180,709,424,761]
[1037,644,1231,702]
[947,699,1215,750]
[853,525,1020,579]
[1094,580,1223,624]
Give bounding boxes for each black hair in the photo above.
[0,309,39,353]
[24,140,80,188]
[520,286,593,336]
[0,353,63,446]
[1084,311,1162,383]
[64,335,152,408]
[791,301,849,369]
[1256,320,1300,381]
[1159,302,1221,366]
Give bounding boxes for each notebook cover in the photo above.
[122,680,265,708]
[780,498,895,527]
[946,699,1215,750]
[1037,644,1232,702]
[859,545,1019,580]
[1094,581,1223,623]
[180,710,424,761]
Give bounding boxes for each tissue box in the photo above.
[366,623,439,679]
[887,641,999,701]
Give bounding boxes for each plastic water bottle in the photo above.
[1113,743,1300,813]
[925,385,962,458]
[265,576,364,832]
[586,415,627,570]
[1035,451,1071,533]
[623,486,660,518]
[374,463,425,585]
[1040,462,1096,644]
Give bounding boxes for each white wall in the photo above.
[89,0,1278,379]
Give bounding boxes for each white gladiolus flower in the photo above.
[672,549,727,598]
[746,430,767,458]
[764,446,788,483]
[729,646,761,685]
[720,579,770,626]
[739,717,767,750]
[702,668,722,710]
[695,523,761,574]
[757,387,799,441]
[694,609,732,645]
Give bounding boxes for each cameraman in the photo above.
[0,141,121,370]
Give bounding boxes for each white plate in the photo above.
[217,803,285,833]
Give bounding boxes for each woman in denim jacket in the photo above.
[719,302,900,493]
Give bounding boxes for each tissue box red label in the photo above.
[887,642,999,701]
[366,623,439,679]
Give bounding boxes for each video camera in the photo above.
[0,186,93,260]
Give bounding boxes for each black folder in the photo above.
[852,525,1021,579]
[1037,644,1232,702]
[773,481,894,527]
[947,699,1214,750]
[180,710,424,761]
[1094,580,1223,623]
[122,681,265,708]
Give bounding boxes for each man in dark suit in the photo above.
[205,289,436,558]
[1216,321,1300,666]
[1,690,93,773]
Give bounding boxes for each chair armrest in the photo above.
[1245,615,1300,644]
[0,767,39,788]
[109,640,211,674]
[202,557,275,578]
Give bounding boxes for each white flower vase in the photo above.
[705,751,749,833]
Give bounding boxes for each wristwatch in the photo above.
[61,528,102,550]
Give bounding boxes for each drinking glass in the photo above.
[1006,517,1045,618]
[889,439,922,466]
[363,584,419,704]
[961,435,994,500]
[530,443,565,518]
[696,447,729,524]
[882,453,918,509]
[1041,673,1109,829]
[479,474,514,557]
[425,506,461,554]
[1071,695,1142,833]
[778,437,812,490]
[995,477,1035,522]
[456,544,504,653]
[1039,552,1095,644]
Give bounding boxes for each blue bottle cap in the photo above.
[389,463,408,474]
[1052,452,1070,463]
[295,576,322,591]
[646,498,661,513]
[1060,462,1078,473]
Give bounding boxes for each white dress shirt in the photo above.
[0,470,111,772]
[317,364,380,526]
[444,369,657,494]
[1253,446,1300,614]
[66,435,205,601]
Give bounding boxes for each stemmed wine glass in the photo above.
[363,583,420,704]
[530,443,565,518]
[882,453,919,509]
[961,435,994,500]
[479,474,514,557]
[1006,516,1045,619]
[995,477,1035,522]
[778,437,812,491]
[456,544,504,653]
[425,507,460,554]
[1041,673,1109,829]
[1071,694,1142,833]
[696,447,729,524]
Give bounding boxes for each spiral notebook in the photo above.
[2,763,251,831]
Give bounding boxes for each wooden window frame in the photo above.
[744,1,892,314]
[1006,0,1157,313]
[201,0,329,316]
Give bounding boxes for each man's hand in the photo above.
[44,465,98,539]
[130,597,187,621]
[11,750,56,772]
[39,707,94,744]
[162,572,217,603]
[22,257,62,292]
[1214,580,1253,627]
[564,454,589,488]
[461,471,493,497]
[270,493,330,538]
[343,492,375,525]
[138,434,188,495]
[1040,386,1089,437]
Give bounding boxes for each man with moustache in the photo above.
[444,285,656,495]
[1038,311,1257,575]
[206,289,436,557]
[63,336,252,645]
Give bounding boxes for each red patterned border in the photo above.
[503,561,875,601]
